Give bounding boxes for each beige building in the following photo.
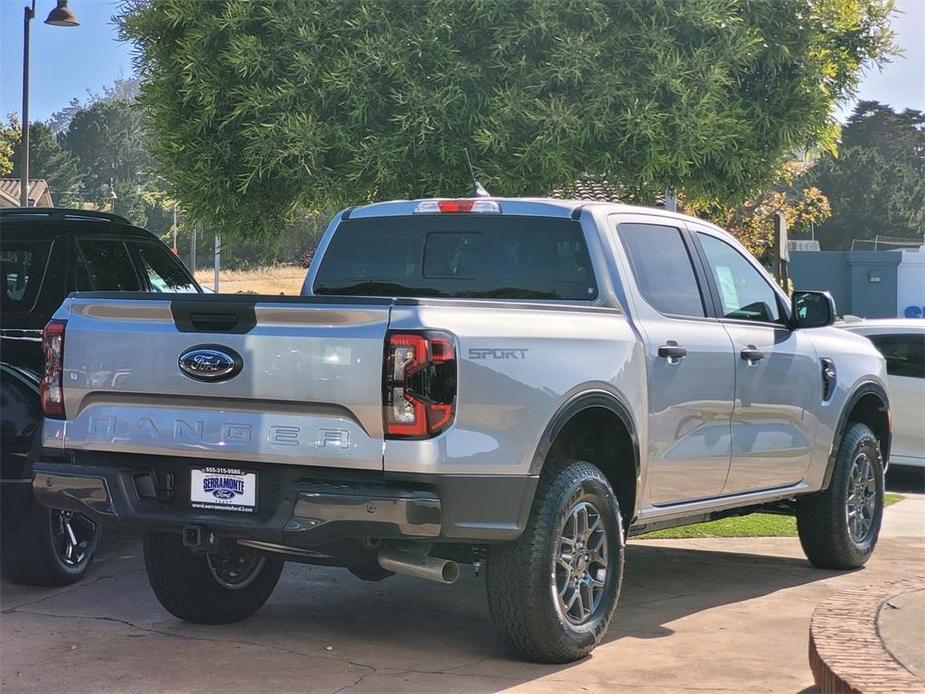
[0,179,54,208]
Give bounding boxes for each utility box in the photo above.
[790,247,924,319]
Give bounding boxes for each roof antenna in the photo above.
[464,147,491,198]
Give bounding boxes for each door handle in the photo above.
[740,346,765,365]
[658,342,687,363]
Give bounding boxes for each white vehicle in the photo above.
[842,319,925,469]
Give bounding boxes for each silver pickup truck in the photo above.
[33,198,890,663]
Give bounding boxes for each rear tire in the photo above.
[486,459,624,663]
[143,531,283,624]
[797,423,884,569]
[1,497,99,586]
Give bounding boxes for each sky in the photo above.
[0,0,923,124]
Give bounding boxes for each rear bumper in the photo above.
[32,455,537,546]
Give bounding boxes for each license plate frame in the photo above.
[190,466,258,513]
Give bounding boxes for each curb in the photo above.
[809,576,925,693]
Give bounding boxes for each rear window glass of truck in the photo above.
[314,216,598,300]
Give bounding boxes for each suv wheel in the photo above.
[143,531,284,624]
[796,422,884,569]
[486,459,624,663]
[1,498,99,586]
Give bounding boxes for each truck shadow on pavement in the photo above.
[6,528,904,692]
[606,541,839,643]
[261,541,838,653]
[6,491,922,691]
[3,532,838,658]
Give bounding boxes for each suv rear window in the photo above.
[314,216,597,300]
[1,240,51,312]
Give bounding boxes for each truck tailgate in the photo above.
[52,294,391,470]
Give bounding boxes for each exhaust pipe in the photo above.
[378,546,460,584]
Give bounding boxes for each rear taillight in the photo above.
[40,319,66,418]
[384,331,457,438]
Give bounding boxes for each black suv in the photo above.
[1,208,200,585]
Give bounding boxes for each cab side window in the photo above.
[868,334,925,379]
[618,223,705,317]
[698,233,781,323]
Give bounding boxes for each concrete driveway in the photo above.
[2,490,923,693]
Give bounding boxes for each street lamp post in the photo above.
[19,0,79,207]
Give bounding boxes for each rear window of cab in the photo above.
[313,216,598,301]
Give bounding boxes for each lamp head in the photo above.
[45,0,79,27]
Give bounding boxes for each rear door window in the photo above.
[76,239,142,291]
[618,223,705,317]
[130,242,199,293]
[868,334,925,379]
[1,239,52,313]
[314,216,597,300]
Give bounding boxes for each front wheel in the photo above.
[143,531,283,624]
[486,459,625,663]
[797,422,884,569]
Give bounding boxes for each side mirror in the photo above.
[791,291,836,329]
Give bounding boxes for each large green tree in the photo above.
[62,98,153,202]
[801,101,924,249]
[10,122,81,206]
[119,0,895,239]
[0,114,18,176]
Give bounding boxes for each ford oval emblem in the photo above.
[178,345,242,382]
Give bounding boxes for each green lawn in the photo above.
[636,492,904,540]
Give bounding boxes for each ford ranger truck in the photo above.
[32,198,890,663]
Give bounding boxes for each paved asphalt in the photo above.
[2,473,922,693]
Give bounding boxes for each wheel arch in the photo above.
[530,390,641,527]
[822,381,891,490]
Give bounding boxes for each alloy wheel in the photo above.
[846,451,877,544]
[51,510,96,567]
[552,499,609,625]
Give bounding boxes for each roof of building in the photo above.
[0,187,17,206]
[0,178,52,206]
[549,179,667,207]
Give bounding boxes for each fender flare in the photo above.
[529,389,641,516]
[822,381,891,490]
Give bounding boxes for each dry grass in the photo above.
[194,264,305,295]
